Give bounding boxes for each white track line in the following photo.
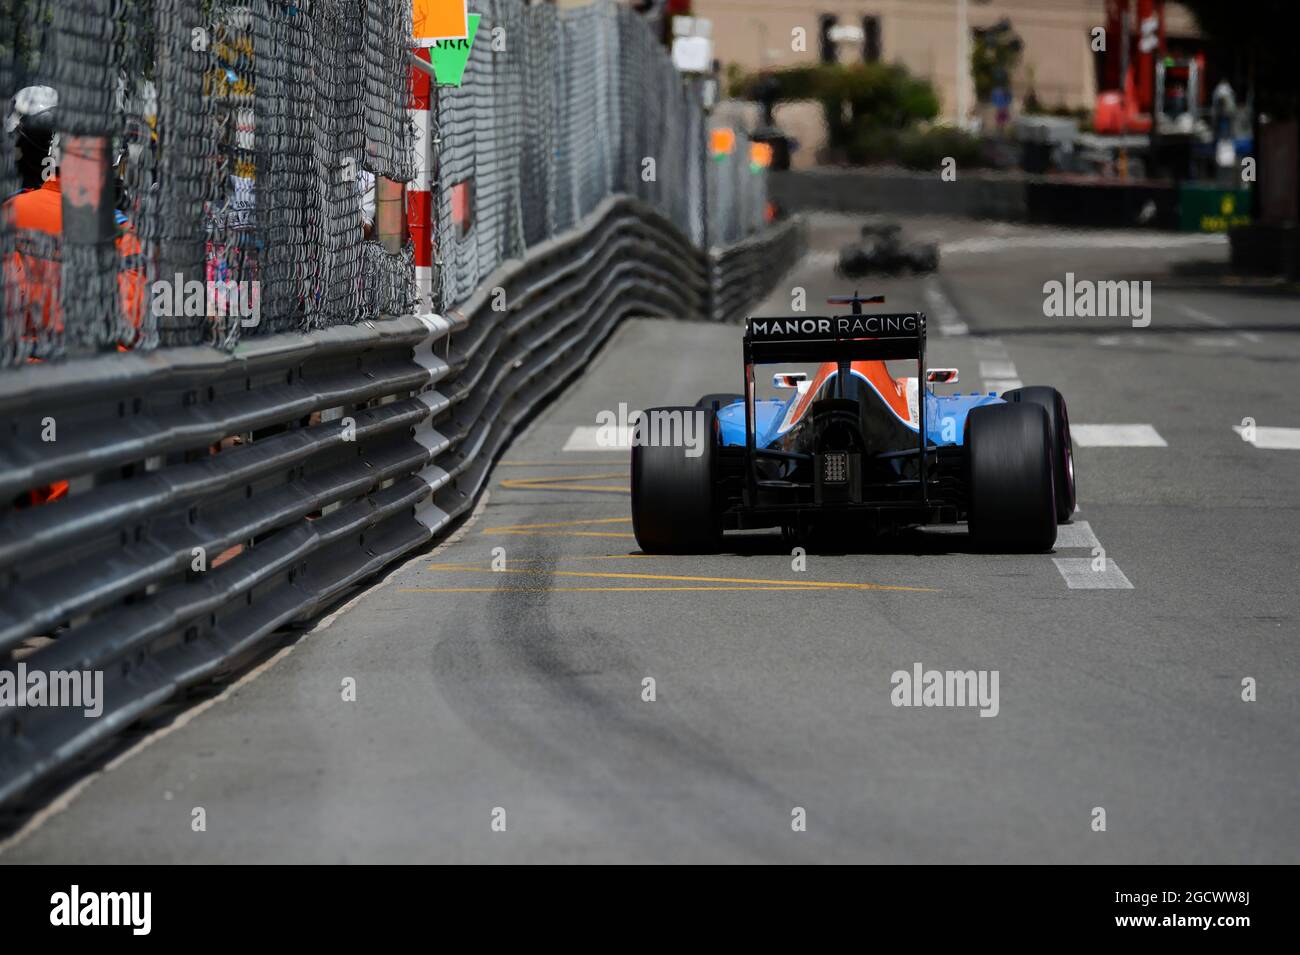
[1052,519,1133,589]
[941,233,1227,254]
[983,378,1023,393]
[973,340,1010,359]
[1054,520,1100,549]
[563,426,630,451]
[804,250,839,269]
[1232,425,1300,450]
[1053,557,1135,589]
[1072,424,1167,447]
[923,278,969,336]
[978,360,1018,379]
[1174,302,1262,344]
[978,358,1021,394]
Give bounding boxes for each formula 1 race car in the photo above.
[630,295,1075,553]
[836,221,939,277]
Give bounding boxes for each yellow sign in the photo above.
[413,0,469,45]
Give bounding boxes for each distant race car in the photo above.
[837,221,939,276]
[630,294,1075,553]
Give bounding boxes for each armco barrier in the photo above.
[712,217,807,323]
[0,197,801,809]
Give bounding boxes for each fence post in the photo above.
[409,48,434,312]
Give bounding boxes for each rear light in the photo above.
[822,451,848,484]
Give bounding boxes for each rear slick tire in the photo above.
[966,402,1057,553]
[630,406,721,554]
[1001,385,1076,523]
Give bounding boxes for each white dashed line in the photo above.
[1175,302,1227,327]
[983,379,1023,393]
[1052,519,1133,589]
[1232,425,1300,450]
[922,278,969,336]
[973,340,1009,359]
[978,360,1018,379]
[1052,557,1135,589]
[977,358,1020,393]
[563,426,628,451]
[941,233,1227,254]
[1174,302,1261,345]
[1071,424,1167,447]
[1054,521,1101,549]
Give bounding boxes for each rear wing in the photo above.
[739,305,932,506]
[744,312,927,362]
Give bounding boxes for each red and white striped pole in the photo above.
[409,47,434,313]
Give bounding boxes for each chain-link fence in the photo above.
[708,121,770,247]
[1,0,770,368]
[1,0,417,366]
[432,0,724,309]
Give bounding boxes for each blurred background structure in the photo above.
[672,0,1294,275]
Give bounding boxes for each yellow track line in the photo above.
[499,472,629,494]
[486,553,654,562]
[481,517,632,532]
[500,472,623,484]
[485,529,636,538]
[565,553,655,560]
[399,585,849,593]
[423,563,936,592]
[500,481,629,493]
[498,460,626,467]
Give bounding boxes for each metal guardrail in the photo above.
[711,217,807,323]
[0,197,801,809]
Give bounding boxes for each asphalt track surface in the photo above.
[5,214,1298,863]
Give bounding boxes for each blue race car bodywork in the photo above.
[717,365,1006,451]
[628,297,1074,554]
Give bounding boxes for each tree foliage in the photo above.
[734,62,940,156]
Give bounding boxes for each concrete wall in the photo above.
[771,167,1183,230]
[771,166,1029,220]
